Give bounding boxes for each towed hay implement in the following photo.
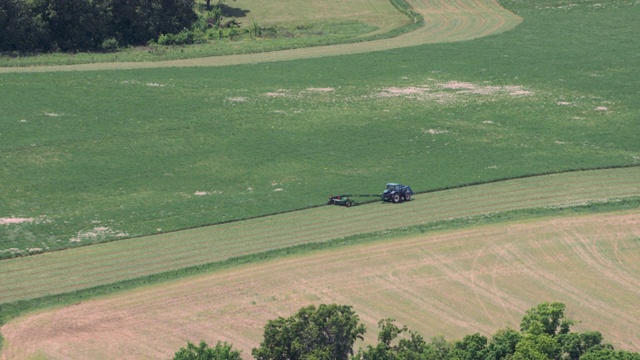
[328,183,414,207]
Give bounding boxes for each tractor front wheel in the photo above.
[404,194,411,201]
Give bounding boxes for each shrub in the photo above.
[101,38,118,52]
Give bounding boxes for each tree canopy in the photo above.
[179,302,640,360]
[252,304,366,360]
[0,0,197,53]
[174,340,242,360]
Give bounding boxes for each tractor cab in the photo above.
[381,183,413,203]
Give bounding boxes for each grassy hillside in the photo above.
[1,0,638,258]
[0,0,639,357]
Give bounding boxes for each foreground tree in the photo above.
[174,340,241,360]
[484,328,522,360]
[519,302,572,337]
[580,349,640,360]
[355,319,451,360]
[252,304,366,360]
[178,302,640,360]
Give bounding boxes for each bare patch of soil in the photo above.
[305,87,335,92]
[2,211,639,359]
[69,226,128,243]
[375,81,533,103]
[0,217,34,225]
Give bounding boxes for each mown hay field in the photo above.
[1,167,638,305]
[2,209,639,358]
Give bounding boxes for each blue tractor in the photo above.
[381,183,414,203]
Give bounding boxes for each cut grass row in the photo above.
[1,167,638,305]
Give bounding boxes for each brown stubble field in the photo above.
[2,210,639,359]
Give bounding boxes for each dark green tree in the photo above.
[519,302,572,337]
[580,349,640,360]
[558,331,606,360]
[512,326,560,360]
[0,0,49,52]
[173,340,242,360]
[355,319,451,360]
[30,0,112,51]
[449,333,488,360]
[1,0,197,52]
[108,0,153,46]
[252,304,366,360]
[143,0,198,39]
[483,328,522,360]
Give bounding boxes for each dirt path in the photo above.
[2,210,639,359]
[0,0,521,73]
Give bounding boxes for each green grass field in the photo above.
[0,0,640,355]
[2,0,639,258]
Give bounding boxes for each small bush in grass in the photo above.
[101,38,118,52]
[158,30,193,46]
[250,22,262,37]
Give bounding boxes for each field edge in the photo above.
[1,197,639,331]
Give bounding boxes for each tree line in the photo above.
[0,0,198,53]
[174,302,640,360]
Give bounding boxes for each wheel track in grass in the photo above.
[0,0,522,73]
[0,167,639,304]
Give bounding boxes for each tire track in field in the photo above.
[470,239,499,326]
[0,0,522,73]
[2,212,639,359]
[561,226,640,293]
[507,232,630,325]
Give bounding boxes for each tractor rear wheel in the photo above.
[392,194,401,203]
